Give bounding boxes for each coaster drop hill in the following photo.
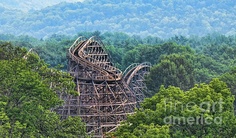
[56,36,151,137]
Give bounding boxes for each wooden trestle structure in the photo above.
[56,36,150,137]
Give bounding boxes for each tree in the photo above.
[112,79,236,137]
[220,67,236,110]
[0,42,89,137]
[121,42,194,69]
[146,54,195,94]
[112,123,170,138]
[221,67,236,94]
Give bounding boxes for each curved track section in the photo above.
[68,36,122,81]
[58,36,136,138]
[123,62,151,107]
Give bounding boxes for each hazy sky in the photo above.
[0,0,84,11]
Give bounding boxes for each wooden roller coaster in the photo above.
[123,62,151,107]
[56,36,151,137]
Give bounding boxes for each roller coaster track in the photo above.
[123,62,151,107]
[57,36,151,138]
[68,36,122,81]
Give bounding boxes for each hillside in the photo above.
[0,0,84,11]
[0,0,236,38]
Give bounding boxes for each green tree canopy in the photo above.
[112,79,236,137]
[0,42,89,137]
[146,54,195,95]
[220,67,236,95]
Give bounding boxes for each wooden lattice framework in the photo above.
[123,62,151,107]
[56,36,150,137]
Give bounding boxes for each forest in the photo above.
[0,0,236,38]
[1,31,236,137]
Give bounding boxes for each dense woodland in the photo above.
[1,31,236,137]
[1,0,236,137]
[0,42,89,137]
[0,0,236,38]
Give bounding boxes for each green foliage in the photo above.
[104,45,123,69]
[0,42,89,137]
[122,42,193,68]
[193,54,227,83]
[112,123,170,138]
[1,1,236,38]
[33,34,73,70]
[220,67,236,96]
[55,116,89,138]
[146,54,195,95]
[220,67,236,110]
[2,32,236,78]
[113,79,236,137]
[0,41,27,60]
[1,30,236,137]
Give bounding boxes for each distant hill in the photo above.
[0,0,236,38]
[0,0,84,11]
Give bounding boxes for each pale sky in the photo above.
[0,0,85,11]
